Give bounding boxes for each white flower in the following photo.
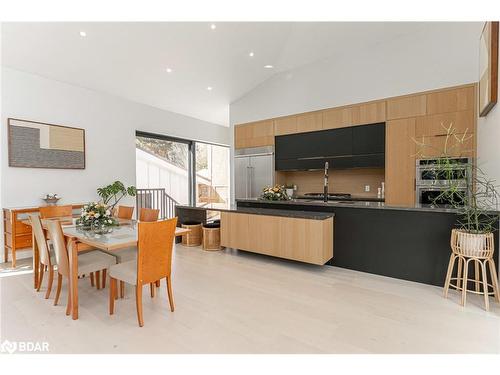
[94,213,100,218]
[105,210,111,216]
[108,219,112,224]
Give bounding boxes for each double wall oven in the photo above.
[415,157,472,206]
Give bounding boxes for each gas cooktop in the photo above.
[300,192,352,200]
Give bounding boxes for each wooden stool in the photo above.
[181,222,202,247]
[202,224,221,251]
[444,229,500,311]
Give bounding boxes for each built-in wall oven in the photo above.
[415,157,472,206]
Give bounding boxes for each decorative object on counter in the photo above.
[76,202,118,233]
[97,180,137,211]
[261,185,290,201]
[42,193,60,205]
[415,123,500,310]
[8,118,85,169]
[479,21,498,117]
[181,221,203,247]
[285,184,296,198]
[202,222,222,251]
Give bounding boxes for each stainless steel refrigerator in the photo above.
[234,146,274,199]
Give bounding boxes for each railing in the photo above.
[136,188,179,219]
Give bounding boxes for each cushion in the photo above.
[109,260,137,285]
[77,251,116,276]
[98,246,137,263]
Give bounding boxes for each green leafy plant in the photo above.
[96,181,137,211]
[414,124,499,233]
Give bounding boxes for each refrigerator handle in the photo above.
[246,165,250,198]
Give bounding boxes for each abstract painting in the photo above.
[479,21,499,117]
[8,118,86,169]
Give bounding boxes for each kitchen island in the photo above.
[176,205,334,265]
[235,198,499,287]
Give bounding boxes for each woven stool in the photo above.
[443,229,500,311]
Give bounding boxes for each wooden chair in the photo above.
[29,214,56,299]
[39,205,73,219]
[139,208,159,222]
[109,218,177,327]
[114,207,160,298]
[45,219,116,315]
[116,205,134,220]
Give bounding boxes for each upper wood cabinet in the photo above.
[296,112,323,133]
[415,133,476,158]
[426,86,475,115]
[385,118,416,207]
[387,95,427,120]
[322,106,352,129]
[274,116,297,136]
[415,110,475,137]
[234,120,274,149]
[351,101,386,125]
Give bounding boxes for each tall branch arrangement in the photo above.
[413,124,499,233]
[97,181,137,211]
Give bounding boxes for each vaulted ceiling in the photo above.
[1,22,472,126]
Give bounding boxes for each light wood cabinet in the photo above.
[415,110,475,137]
[234,120,274,149]
[322,106,352,129]
[426,86,475,115]
[351,101,386,125]
[274,116,297,136]
[415,133,475,158]
[387,95,427,120]
[385,118,416,207]
[220,212,334,265]
[296,112,323,133]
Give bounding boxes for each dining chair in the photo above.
[109,218,177,327]
[116,205,134,220]
[29,214,56,299]
[39,205,73,219]
[113,207,160,299]
[45,219,116,316]
[139,208,159,222]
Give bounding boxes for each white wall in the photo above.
[229,23,485,202]
[0,67,230,261]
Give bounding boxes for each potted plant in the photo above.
[261,185,290,201]
[97,180,137,212]
[414,124,499,252]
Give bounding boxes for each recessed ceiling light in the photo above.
[249,52,255,57]
[210,24,216,30]
[166,68,172,73]
[264,65,274,69]
[79,31,87,37]
[207,86,213,91]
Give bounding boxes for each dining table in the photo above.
[26,216,191,320]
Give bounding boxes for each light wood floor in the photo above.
[1,245,499,354]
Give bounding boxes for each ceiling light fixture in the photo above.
[207,86,213,91]
[166,68,172,73]
[264,65,274,69]
[249,52,255,57]
[79,31,87,37]
[210,24,216,30]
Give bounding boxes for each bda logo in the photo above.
[0,340,18,354]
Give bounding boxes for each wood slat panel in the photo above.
[274,116,297,136]
[385,118,416,207]
[415,110,475,137]
[351,101,386,125]
[387,95,427,120]
[322,107,352,129]
[426,86,475,115]
[296,112,323,133]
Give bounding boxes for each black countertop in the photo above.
[236,198,462,213]
[175,205,334,220]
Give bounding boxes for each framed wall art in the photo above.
[479,21,499,117]
[8,118,86,169]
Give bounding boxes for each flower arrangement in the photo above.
[76,202,118,228]
[261,185,290,201]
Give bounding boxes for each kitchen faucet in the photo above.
[323,161,329,202]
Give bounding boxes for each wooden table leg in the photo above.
[68,239,79,320]
[33,230,40,289]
